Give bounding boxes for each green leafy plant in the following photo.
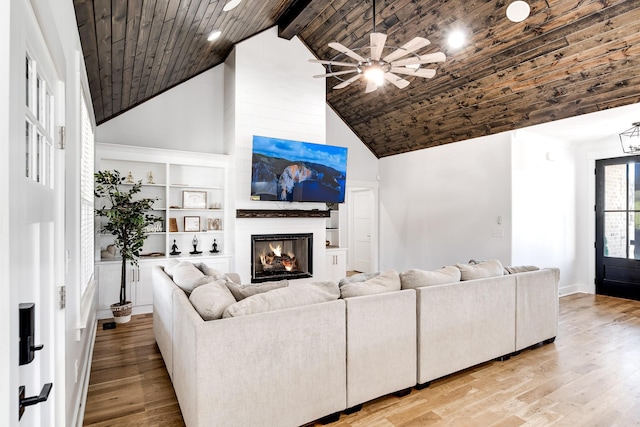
[95,170,162,306]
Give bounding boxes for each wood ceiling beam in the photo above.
[277,0,334,40]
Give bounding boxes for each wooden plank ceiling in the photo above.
[74,0,640,158]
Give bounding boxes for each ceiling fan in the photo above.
[309,0,446,93]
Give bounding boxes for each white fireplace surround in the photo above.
[235,217,327,284]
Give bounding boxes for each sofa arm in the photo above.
[515,268,560,350]
[172,292,346,427]
[152,266,180,380]
[344,290,417,408]
[416,275,517,385]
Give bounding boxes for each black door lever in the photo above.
[19,383,52,420]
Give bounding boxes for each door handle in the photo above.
[19,383,52,420]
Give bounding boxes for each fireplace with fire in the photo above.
[251,233,313,283]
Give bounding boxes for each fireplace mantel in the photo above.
[236,209,330,219]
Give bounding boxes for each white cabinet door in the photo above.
[326,249,347,282]
[97,262,132,311]
[134,260,165,306]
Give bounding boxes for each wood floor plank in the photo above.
[83,294,640,426]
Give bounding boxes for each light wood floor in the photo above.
[83,293,640,426]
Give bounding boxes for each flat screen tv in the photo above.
[251,135,348,203]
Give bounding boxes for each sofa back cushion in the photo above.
[504,265,540,274]
[400,266,461,289]
[225,279,288,301]
[172,261,213,293]
[222,281,339,318]
[189,279,237,320]
[339,270,401,298]
[456,259,504,281]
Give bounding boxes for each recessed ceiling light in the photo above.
[207,30,221,42]
[447,30,465,49]
[223,0,242,12]
[506,1,530,23]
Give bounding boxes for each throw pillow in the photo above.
[222,281,339,318]
[172,261,213,293]
[338,271,380,287]
[504,265,540,274]
[195,263,226,280]
[400,266,461,289]
[163,259,180,279]
[456,259,504,281]
[224,279,289,301]
[339,270,401,298]
[189,279,237,320]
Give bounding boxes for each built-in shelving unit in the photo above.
[94,143,232,319]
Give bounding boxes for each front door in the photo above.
[595,156,640,300]
[12,2,66,425]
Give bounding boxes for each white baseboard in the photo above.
[71,316,98,427]
[559,283,590,296]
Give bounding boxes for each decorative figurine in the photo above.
[147,171,155,184]
[170,239,181,255]
[125,171,135,184]
[210,239,219,254]
[190,235,202,255]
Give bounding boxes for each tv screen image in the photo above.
[251,135,348,203]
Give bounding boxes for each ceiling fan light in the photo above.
[364,66,385,86]
[506,1,530,23]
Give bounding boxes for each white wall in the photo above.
[226,27,329,281]
[326,105,379,183]
[379,133,512,272]
[511,130,577,294]
[96,67,225,153]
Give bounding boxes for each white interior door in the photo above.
[351,189,374,273]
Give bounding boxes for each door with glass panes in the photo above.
[596,156,640,300]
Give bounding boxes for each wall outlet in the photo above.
[491,228,504,238]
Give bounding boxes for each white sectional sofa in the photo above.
[152,261,560,426]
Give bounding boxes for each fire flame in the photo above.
[269,243,282,257]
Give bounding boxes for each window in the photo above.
[24,53,53,187]
[80,92,95,294]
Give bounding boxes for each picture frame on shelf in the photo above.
[169,218,178,232]
[183,190,207,209]
[207,218,222,231]
[184,216,200,232]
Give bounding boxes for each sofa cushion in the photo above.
[338,271,380,287]
[225,279,289,301]
[189,279,237,320]
[339,270,401,298]
[456,259,504,281]
[504,265,540,274]
[400,266,461,289]
[163,259,180,279]
[172,261,213,293]
[222,281,340,318]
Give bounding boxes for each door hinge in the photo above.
[58,286,66,309]
[58,126,65,149]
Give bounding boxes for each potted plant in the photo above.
[95,170,161,323]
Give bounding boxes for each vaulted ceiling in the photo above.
[74,0,640,158]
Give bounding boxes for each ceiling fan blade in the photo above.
[308,59,359,68]
[365,79,379,93]
[313,69,358,78]
[391,51,446,67]
[329,42,366,62]
[390,67,437,79]
[370,32,387,61]
[382,37,431,63]
[384,72,410,89]
[333,73,363,90]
